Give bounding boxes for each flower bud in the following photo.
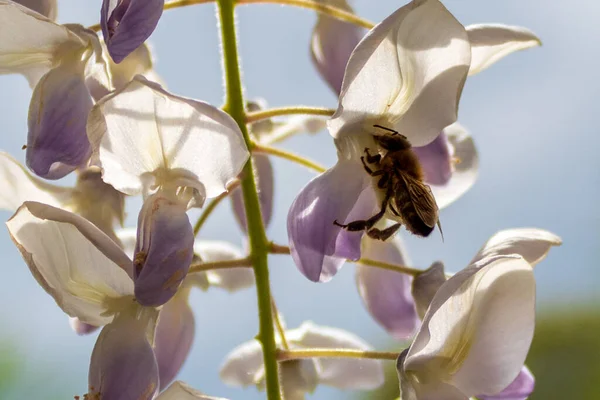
[27,61,92,179]
[101,0,164,63]
[134,194,194,307]
[69,317,99,336]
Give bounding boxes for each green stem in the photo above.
[253,143,327,173]
[246,106,334,123]
[188,257,252,273]
[277,348,400,361]
[216,1,282,399]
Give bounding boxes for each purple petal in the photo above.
[27,63,93,179]
[154,292,195,391]
[13,0,57,19]
[411,261,447,319]
[287,161,377,282]
[310,5,365,94]
[134,194,194,307]
[231,154,274,232]
[479,366,535,400]
[88,315,159,399]
[412,131,452,186]
[69,317,99,336]
[356,238,419,340]
[101,0,164,63]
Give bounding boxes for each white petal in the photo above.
[467,24,541,76]
[329,0,471,147]
[193,240,254,292]
[472,228,562,266]
[6,202,133,325]
[87,76,249,198]
[287,321,384,390]
[280,360,319,400]
[431,123,479,209]
[0,0,85,86]
[158,381,229,400]
[0,151,72,210]
[405,256,535,397]
[13,0,57,20]
[219,339,265,387]
[116,227,137,258]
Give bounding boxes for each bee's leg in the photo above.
[366,223,402,241]
[363,148,381,164]
[377,173,390,189]
[389,201,401,217]
[360,156,385,176]
[334,194,390,231]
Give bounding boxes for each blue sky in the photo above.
[0,0,598,399]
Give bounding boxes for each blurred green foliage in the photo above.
[358,305,600,399]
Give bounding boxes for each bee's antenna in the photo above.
[373,124,399,136]
[437,219,445,242]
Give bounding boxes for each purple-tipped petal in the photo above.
[101,0,164,63]
[88,314,159,400]
[287,161,377,282]
[155,291,195,391]
[27,62,92,179]
[231,154,274,232]
[310,1,365,94]
[134,194,194,307]
[479,366,535,400]
[411,261,447,319]
[412,131,452,186]
[356,238,419,340]
[69,317,99,336]
[13,0,57,19]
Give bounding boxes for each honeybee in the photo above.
[334,125,442,241]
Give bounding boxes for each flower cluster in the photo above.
[0,0,557,399]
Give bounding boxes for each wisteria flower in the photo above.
[289,0,471,282]
[220,321,384,398]
[101,0,164,63]
[0,2,111,179]
[87,75,249,306]
[479,366,535,400]
[396,229,560,399]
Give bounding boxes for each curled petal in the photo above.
[0,151,72,211]
[13,0,56,20]
[287,321,384,390]
[69,317,99,335]
[89,313,159,400]
[7,202,133,325]
[231,154,274,232]
[479,366,535,400]
[413,131,452,186]
[356,237,419,339]
[107,42,161,90]
[220,339,265,387]
[429,123,479,209]
[159,381,229,400]
[0,1,85,86]
[329,0,471,147]
[467,24,541,76]
[193,240,254,292]
[27,61,93,179]
[310,0,364,94]
[472,228,562,267]
[287,161,377,282]
[411,261,446,319]
[101,0,164,63]
[404,256,536,397]
[134,194,194,307]
[154,290,195,390]
[87,76,249,199]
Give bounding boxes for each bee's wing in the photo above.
[400,172,439,228]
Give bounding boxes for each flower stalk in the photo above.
[253,143,327,173]
[216,0,282,398]
[246,106,334,123]
[276,348,400,361]
[188,257,252,273]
